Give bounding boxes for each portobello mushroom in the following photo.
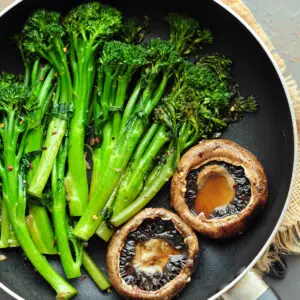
[107,208,199,300]
[171,139,268,238]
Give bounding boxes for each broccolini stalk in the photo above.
[0,195,19,248]
[73,39,182,240]
[82,250,111,291]
[22,63,58,255]
[113,125,170,216]
[26,204,57,255]
[10,50,53,250]
[63,3,122,216]
[96,221,114,242]
[104,42,148,141]
[0,80,77,299]
[82,174,123,239]
[110,144,178,227]
[21,9,73,199]
[0,73,20,248]
[0,196,10,248]
[14,33,32,88]
[52,137,82,278]
[89,41,148,196]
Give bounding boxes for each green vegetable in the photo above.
[96,221,114,242]
[0,73,20,249]
[23,9,73,199]
[13,33,58,253]
[63,3,122,216]
[0,79,77,299]
[110,148,178,227]
[26,204,57,254]
[23,60,57,255]
[109,55,257,228]
[89,14,214,240]
[52,137,82,278]
[82,250,111,291]
[73,38,182,240]
[0,195,19,248]
[120,16,150,45]
[166,13,213,55]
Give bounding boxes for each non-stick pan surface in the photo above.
[0,0,296,299]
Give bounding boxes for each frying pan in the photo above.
[0,0,297,299]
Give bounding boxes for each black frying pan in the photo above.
[0,0,297,299]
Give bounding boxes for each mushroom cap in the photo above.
[107,208,199,300]
[171,139,268,238]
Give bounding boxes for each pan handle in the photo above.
[222,270,281,300]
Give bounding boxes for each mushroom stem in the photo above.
[195,165,235,217]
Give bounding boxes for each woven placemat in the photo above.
[221,0,300,273]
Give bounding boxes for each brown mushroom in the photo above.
[107,208,199,300]
[171,139,268,238]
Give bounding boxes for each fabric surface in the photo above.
[221,0,300,272]
[0,0,16,13]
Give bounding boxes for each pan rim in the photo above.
[210,0,298,299]
[0,0,22,18]
[0,0,298,300]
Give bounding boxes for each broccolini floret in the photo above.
[166,13,213,55]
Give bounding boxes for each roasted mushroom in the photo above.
[171,139,268,238]
[107,208,199,300]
